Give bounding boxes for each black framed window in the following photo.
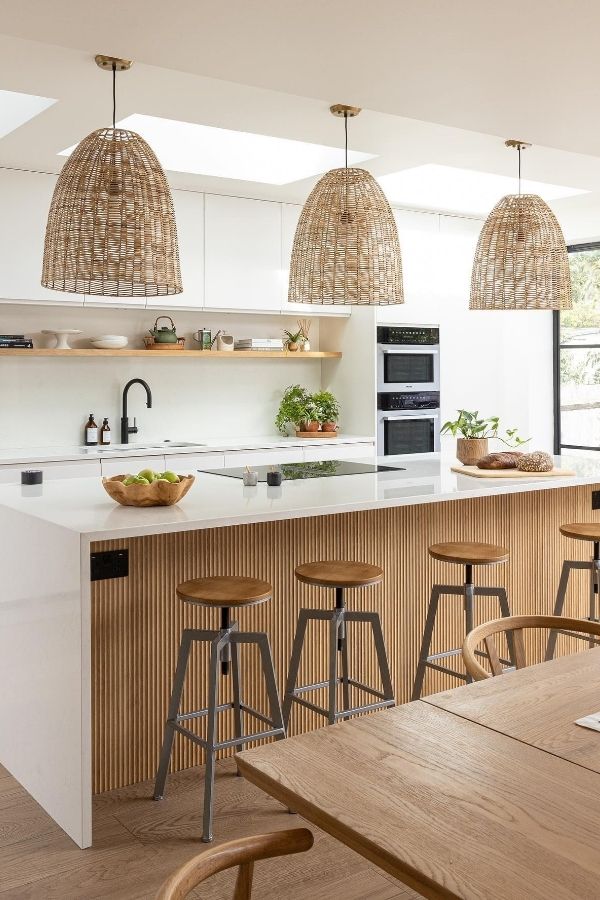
[554,242,600,454]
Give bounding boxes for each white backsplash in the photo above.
[0,305,323,447]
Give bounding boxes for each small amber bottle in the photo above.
[84,413,98,446]
[100,418,111,446]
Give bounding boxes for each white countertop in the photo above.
[0,434,374,466]
[0,453,598,541]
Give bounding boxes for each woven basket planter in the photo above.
[288,167,403,305]
[42,127,182,297]
[470,194,571,310]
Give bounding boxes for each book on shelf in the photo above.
[0,339,34,348]
[234,338,284,350]
[0,334,25,340]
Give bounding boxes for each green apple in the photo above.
[123,475,137,486]
[160,470,180,483]
[138,468,156,483]
[134,476,150,485]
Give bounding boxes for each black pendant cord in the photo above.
[112,62,116,129]
[344,111,348,169]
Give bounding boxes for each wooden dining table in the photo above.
[236,650,600,900]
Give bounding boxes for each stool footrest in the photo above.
[172,721,284,752]
[551,628,600,645]
[288,693,394,721]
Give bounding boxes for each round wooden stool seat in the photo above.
[176,575,272,607]
[560,523,600,542]
[295,560,383,589]
[428,541,509,566]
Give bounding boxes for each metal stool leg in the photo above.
[340,619,351,713]
[231,639,243,776]
[494,587,515,667]
[412,586,441,700]
[253,632,286,740]
[153,630,194,801]
[368,613,395,704]
[328,607,342,725]
[546,560,577,660]
[282,609,312,729]
[202,632,224,843]
[464,565,475,685]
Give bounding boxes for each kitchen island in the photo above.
[1,452,599,848]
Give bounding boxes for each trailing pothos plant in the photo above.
[441,410,529,448]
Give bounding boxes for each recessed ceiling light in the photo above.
[0,89,56,139]
[59,113,375,185]
[378,164,588,216]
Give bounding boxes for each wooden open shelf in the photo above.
[0,349,342,359]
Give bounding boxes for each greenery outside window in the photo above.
[554,243,600,453]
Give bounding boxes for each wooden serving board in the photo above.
[295,431,339,438]
[451,465,576,479]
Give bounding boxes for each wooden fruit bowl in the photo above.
[102,474,195,507]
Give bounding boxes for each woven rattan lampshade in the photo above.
[288,105,403,305]
[42,56,182,297]
[42,127,182,297]
[470,140,571,310]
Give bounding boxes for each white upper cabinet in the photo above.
[146,188,204,310]
[204,194,282,312]
[0,169,83,305]
[281,202,350,317]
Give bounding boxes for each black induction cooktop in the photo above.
[201,460,405,481]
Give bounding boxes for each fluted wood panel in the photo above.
[91,484,600,793]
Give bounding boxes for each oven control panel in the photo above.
[378,391,440,411]
[377,326,439,345]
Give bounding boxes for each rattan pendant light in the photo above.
[42,54,182,297]
[470,140,571,310]
[288,104,403,305]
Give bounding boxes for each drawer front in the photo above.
[0,459,103,483]
[164,453,226,473]
[100,455,166,477]
[302,442,376,462]
[225,447,304,468]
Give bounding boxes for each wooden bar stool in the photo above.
[282,561,395,727]
[546,524,600,660]
[153,576,285,843]
[411,541,512,699]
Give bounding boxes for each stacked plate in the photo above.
[91,335,128,350]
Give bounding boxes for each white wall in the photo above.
[0,305,323,447]
[318,209,555,450]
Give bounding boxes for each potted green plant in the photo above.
[312,390,340,432]
[441,410,529,465]
[301,398,320,432]
[283,328,303,352]
[275,385,311,435]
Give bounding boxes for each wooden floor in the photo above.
[0,760,421,899]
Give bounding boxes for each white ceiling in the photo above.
[0,0,599,239]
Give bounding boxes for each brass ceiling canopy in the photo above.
[42,54,182,297]
[469,138,571,311]
[288,103,403,305]
[94,54,133,72]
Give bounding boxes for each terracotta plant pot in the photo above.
[321,421,337,432]
[304,420,320,432]
[286,342,299,351]
[456,438,489,466]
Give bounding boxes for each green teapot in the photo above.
[148,316,179,344]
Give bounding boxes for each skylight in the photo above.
[59,113,375,185]
[378,164,588,216]
[0,89,56,139]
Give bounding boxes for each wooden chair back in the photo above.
[463,615,600,681]
[155,828,314,899]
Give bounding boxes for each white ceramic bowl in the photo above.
[91,335,128,350]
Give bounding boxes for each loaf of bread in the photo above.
[476,451,524,470]
[517,451,554,473]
